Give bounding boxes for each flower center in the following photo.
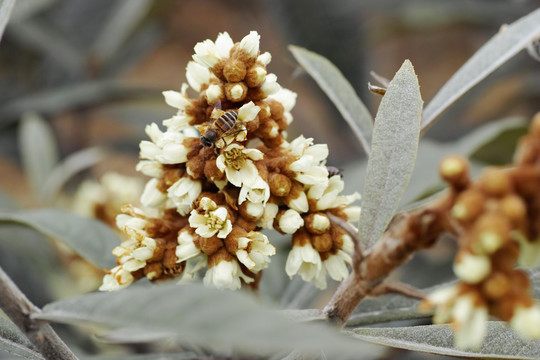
[206,211,225,229]
[224,148,247,170]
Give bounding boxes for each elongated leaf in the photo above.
[352,322,540,359]
[0,209,118,269]
[358,60,423,248]
[289,45,373,155]
[90,0,152,62]
[83,353,200,360]
[18,112,59,200]
[0,317,43,360]
[0,0,15,42]
[37,283,381,358]
[421,8,540,132]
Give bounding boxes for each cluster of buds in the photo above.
[100,32,360,291]
[421,112,540,349]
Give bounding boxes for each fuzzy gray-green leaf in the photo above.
[352,322,540,359]
[359,60,423,248]
[18,112,59,200]
[289,45,373,155]
[421,8,540,132]
[0,0,15,42]
[0,317,44,360]
[0,209,118,269]
[37,283,380,358]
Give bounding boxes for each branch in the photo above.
[0,266,78,360]
[324,193,454,326]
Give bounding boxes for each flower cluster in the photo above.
[420,112,540,349]
[100,32,360,291]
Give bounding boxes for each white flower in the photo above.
[205,84,223,104]
[116,213,148,241]
[314,175,361,210]
[179,254,208,282]
[135,160,163,178]
[285,242,323,285]
[163,114,192,132]
[287,136,329,199]
[140,178,167,208]
[216,143,263,187]
[261,73,281,96]
[193,32,234,68]
[286,191,309,213]
[238,31,260,59]
[72,180,106,217]
[452,295,488,350]
[238,175,270,205]
[268,88,297,125]
[453,252,491,284]
[168,177,202,215]
[257,202,279,229]
[422,285,459,324]
[113,237,157,272]
[99,265,134,291]
[203,259,253,290]
[186,61,211,92]
[139,123,193,165]
[324,251,351,282]
[238,101,261,123]
[189,197,232,238]
[510,304,540,339]
[236,231,275,272]
[257,52,272,65]
[176,230,201,263]
[279,209,304,234]
[163,84,191,111]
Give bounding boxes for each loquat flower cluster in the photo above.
[100,31,360,291]
[421,112,540,349]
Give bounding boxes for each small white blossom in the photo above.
[324,251,351,282]
[286,191,309,213]
[100,265,134,291]
[114,237,157,272]
[314,175,361,210]
[203,259,253,290]
[135,160,163,178]
[214,32,234,58]
[163,84,191,111]
[285,242,323,285]
[216,143,263,187]
[179,254,208,282]
[238,175,270,205]
[139,123,193,165]
[268,88,297,125]
[205,84,223,104]
[189,198,232,238]
[238,101,261,123]
[236,231,275,272]
[453,252,491,284]
[176,230,201,263]
[140,178,167,208]
[257,52,272,65]
[261,73,281,96]
[279,209,304,234]
[287,136,329,198]
[238,31,260,59]
[163,113,192,132]
[168,177,202,215]
[257,202,279,229]
[116,213,148,241]
[193,32,234,68]
[510,304,540,339]
[186,61,211,92]
[452,295,488,350]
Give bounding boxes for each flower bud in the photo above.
[225,82,248,102]
[205,84,223,104]
[482,272,510,299]
[531,111,540,139]
[269,173,292,197]
[451,189,485,222]
[472,213,511,254]
[223,59,247,82]
[500,194,527,223]
[304,213,331,235]
[275,209,304,234]
[312,232,332,253]
[453,251,491,283]
[479,169,513,197]
[246,64,267,87]
[439,155,469,188]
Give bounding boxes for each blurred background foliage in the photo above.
[0,1,539,358]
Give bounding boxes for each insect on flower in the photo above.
[200,100,246,149]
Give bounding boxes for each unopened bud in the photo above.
[500,195,527,223]
[482,272,510,299]
[223,59,247,82]
[144,263,162,280]
[239,201,264,221]
[304,213,331,235]
[245,65,267,87]
[206,84,223,105]
[225,82,248,102]
[276,209,304,234]
[451,190,485,222]
[439,155,469,188]
[473,213,511,254]
[453,251,491,283]
[312,232,332,253]
[479,169,513,197]
[531,111,540,139]
[269,173,292,197]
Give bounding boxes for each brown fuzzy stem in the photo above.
[0,266,78,360]
[324,194,454,326]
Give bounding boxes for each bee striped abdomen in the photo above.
[216,110,238,132]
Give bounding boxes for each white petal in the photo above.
[140,179,167,208]
[257,52,272,65]
[453,252,491,284]
[186,61,210,92]
[279,209,304,234]
[238,101,261,123]
[193,39,220,68]
[163,90,191,110]
[238,31,260,58]
[215,32,234,58]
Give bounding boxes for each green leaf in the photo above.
[0,209,118,269]
[351,322,540,359]
[288,45,373,155]
[0,316,43,360]
[421,8,540,132]
[0,0,15,42]
[358,60,423,248]
[36,283,380,358]
[18,112,59,200]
